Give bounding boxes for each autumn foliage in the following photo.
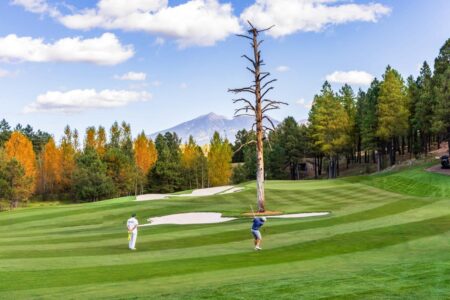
[39,138,62,195]
[134,132,157,174]
[5,131,37,181]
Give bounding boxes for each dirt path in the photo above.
[426,164,450,176]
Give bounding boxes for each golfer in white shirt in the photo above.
[127,213,139,250]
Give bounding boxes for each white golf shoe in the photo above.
[255,246,262,251]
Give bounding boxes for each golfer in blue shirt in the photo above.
[251,216,267,250]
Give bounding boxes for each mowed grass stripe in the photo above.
[0,194,434,252]
[2,198,448,272]
[1,183,405,238]
[2,231,448,300]
[1,195,436,257]
[1,214,449,291]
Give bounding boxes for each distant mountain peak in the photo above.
[204,112,227,120]
[150,112,280,145]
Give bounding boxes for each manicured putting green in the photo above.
[0,165,449,299]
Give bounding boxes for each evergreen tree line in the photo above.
[0,120,232,209]
[233,38,449,180]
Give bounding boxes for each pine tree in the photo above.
[309,82,350,178]
[0,158,34,208]
[148,133,184,193]
[414,62,435,154]
[361,79,380,165]
[338,84,357,166]
[377,66,409,165]
[432,38,450,155]
[0,119,11,147]
[72,148,115,202]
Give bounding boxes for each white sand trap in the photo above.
[136,194,167,201]
[141,212,236,226]
[180,186,234,197]
[136,186,236,201]
[221,187,244,194]
[269,212,330,219]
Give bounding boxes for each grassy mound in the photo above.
[345,163,450,198]
[0,165,449,299]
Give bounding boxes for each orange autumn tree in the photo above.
[39,137,62,196]
[133,132,157,194]
[5,131,37,185]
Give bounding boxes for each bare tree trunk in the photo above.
[314,156,318,179]
[377,150,382,172]
[252,28,265,212]
[229,22,285,212]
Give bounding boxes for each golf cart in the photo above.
[441,155,450,169]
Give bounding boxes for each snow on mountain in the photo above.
[150,112,281,145]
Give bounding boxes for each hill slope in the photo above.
[0,166,449,299]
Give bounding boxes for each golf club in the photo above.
[250,205,256,219]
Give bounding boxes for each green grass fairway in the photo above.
[1,165,449,299]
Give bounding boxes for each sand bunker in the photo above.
[136,186,238,201]
[140,211,330,227]
[136,194,167,201]
[269,212,330,219]
[221,187,244,194]
[179,186,234,197]
[141,212,236,226]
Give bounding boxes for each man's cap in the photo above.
[261,217,267,222]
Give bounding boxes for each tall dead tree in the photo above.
[229,22,287,212]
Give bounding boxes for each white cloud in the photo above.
[115,71,147,81]
[57,0,242,48]
[0,69,11,78]
[11,0,60,17]
[276,65,290,72]
[241,0,391,37]
[24,89,151,113]
[325,70,374,85]
[154,37,165,46]
[296,98,312,109]
[0,33,134,65]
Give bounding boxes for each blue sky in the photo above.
[0,0,449,140]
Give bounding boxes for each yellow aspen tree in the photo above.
[41,137,62,194]
[207,132,232,187]
[134,132,157,174]
[182,136,198,189]
[60,128,76,192]
[133,132,157,194]
[96,126,107,156]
